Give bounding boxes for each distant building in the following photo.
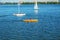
[22,0,59,2]
[0,0,60,3]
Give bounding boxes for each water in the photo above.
[0,4,60,40]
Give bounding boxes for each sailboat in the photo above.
[13,0,26,17]
[34,0,38,10]
[13,0,38,22]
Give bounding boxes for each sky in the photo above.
[0,0,59,2]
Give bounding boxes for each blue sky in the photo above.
[0,0,59,2]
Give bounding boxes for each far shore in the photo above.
[0,2,60,5]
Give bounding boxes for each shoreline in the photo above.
[0,2,60,5]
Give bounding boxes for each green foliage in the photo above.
[0,2,60,5]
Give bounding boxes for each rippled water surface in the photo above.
[0,4,60,40]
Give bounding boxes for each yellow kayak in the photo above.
[23,19,38,22]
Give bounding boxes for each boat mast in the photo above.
[18,0,23,14]
[18,0,20,14]
[13,0,26,16]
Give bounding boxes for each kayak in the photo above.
[23,19,38,22]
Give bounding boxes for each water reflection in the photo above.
[34,10,38,14]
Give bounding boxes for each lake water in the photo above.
[0,4,60,40]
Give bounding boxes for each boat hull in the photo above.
[23,19,38,22]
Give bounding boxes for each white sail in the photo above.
[34,0,38,10]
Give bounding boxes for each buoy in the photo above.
[23,19,38,22]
